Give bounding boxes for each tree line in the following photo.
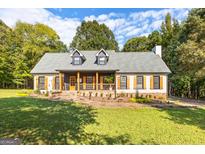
[122,9,205,99]
[0,8,204,99]
[0,21,67,88]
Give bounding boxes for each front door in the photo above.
[69,76,76,91]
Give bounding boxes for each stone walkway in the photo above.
[168,96,205,108]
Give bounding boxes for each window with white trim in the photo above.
[137,76,143,89]
[55,76,60,90]
[98,56,106,65]
[154,76,160,89]
[86,76,93,90]
[73,57,81,65]
[38,76,45,90]
[120,76,127,89]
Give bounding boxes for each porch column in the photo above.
[114,72,117,98]
[96,72,99,90]
[59,72,63,91]
[77,72,80,91]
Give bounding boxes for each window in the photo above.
[86,76,93,90]
[86,76,93,83]
[98,57,106,65]
[120,76,127,89]
[55,76,60,90]
[154,76,160,89]
[137,76,143,89]
[38,76,45,90]
[73,57,81,65]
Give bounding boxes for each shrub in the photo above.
[135,92,139,98]
[130,97,152,103]
[120,93,125,97]
[109,93,112,99]
[44,92,49,97]
[100,93,103,97]
[158,96,164,100]
[34,90,40,94]
[51,91,61,95]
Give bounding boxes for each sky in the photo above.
[0,8,190,49]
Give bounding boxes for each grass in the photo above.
[0,89,32,97]
[0,89,205,144]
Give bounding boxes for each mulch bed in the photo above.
[29,93,200,109]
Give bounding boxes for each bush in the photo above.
[51,91,61,95]
[130,97,152,103]
[100,93,103,97]
[120,93,125,97]
[34,90,40,94]
[44,92,49,97]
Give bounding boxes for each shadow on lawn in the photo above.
[0,97,131,145]
[160,107,205,130]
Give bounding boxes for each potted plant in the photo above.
[104,75,114,90]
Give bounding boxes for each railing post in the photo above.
[59,72,62,91]
[77,72,80,91]
[96,72,98,90]
[115,72,117,98]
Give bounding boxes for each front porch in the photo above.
[59,71,116,91]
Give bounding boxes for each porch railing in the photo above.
[80,83,115,90]
[64,83,115,90]
[98,83,115,90]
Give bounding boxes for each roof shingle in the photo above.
[30,50,171,74]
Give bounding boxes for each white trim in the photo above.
[116,74,168,94]
[34,73,168,95]
[95,48,109,57]
[70,49,86,60]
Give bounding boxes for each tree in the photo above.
[122,36,149,52]
[157,9,205,98]
[176,9,205,98]
[0,21,67,88]
[0,20,15,88]
[12,54,32,88]
[147,31,162,50]
[159,13,182,74]
[70,20,118,51]
[14,22,67,70]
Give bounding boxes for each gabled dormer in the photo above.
[70,49,86,65]
[96,49,109,65]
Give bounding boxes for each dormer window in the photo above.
[96,49,109,65]
[98,57,106,65]
[73,57,81,65]
[70,49,86,65]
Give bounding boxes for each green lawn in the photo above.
[0,89,33,97]
[0,89,205,144]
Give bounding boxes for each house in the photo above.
[30,45,171,100]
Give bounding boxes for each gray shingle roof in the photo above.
[30,50,171,74]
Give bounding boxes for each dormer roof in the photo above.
[95,49,109,57]
[70,49,86,60]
